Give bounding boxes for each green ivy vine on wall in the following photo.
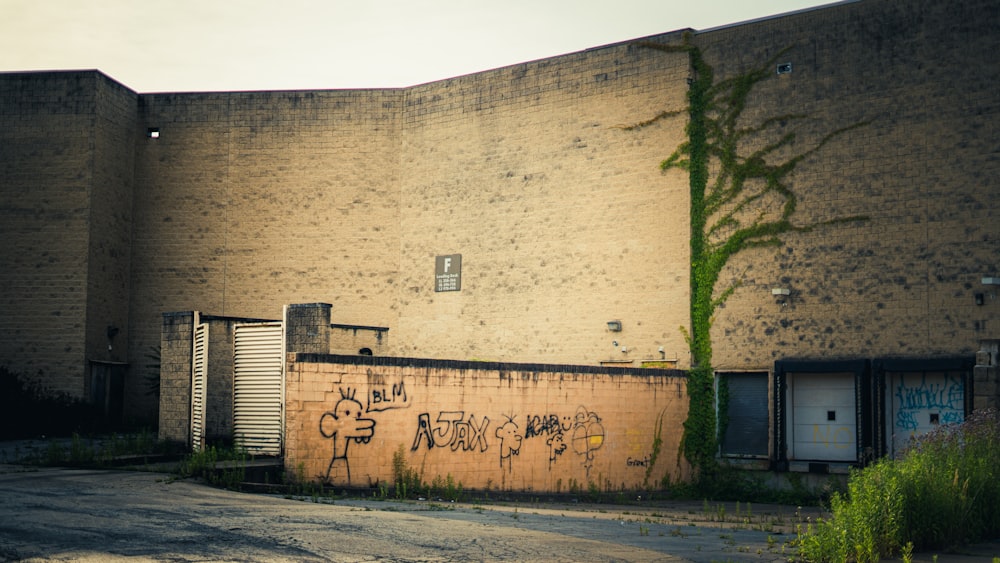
[626,33,869,477]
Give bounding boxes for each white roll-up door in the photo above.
[789,373,856,462]
[233,322,284,456]
[190,322,208,453]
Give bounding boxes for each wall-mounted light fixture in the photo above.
[146,127,160,139]
[772,287,791,306]
[980,277,999,305]
[607,320,622,332]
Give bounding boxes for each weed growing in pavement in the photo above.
[176,444,247,490]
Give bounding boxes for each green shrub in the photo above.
[391,445,423,499]
[799,408,1000,562]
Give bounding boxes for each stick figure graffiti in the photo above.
[319,388,375,484]
[545,431,567,468]
[570,406,604,472]
[494,415,523,471]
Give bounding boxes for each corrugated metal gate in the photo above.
[190,322,208,452]
[233,322,284,456]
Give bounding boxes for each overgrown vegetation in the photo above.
[628,34,868,481]
[175,444,249,490]
[0,366,116,439]
[5,430,179,467]
[386,445,464,502]
[798,409,1000,562]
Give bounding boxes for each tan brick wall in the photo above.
[158,311,195,444]
[693,0,1000,370]
[284,354,689,492]
[87,75,137,402]
[330,325,388,356]
[202,316,242,442]
[128,90,404,419]
[394,33,692,366]
[3,0,998,425]
[0,72,136,401]
[0,72,99,396]
[284,303,331,355]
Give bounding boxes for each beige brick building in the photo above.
[1,0,997,477]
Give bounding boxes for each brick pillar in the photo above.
[284,303,331,355]
[158,311,197,444]
[974,340,999,411]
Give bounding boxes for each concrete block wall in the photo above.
[331,325,389,356]
[395,31,692,366]
[284,303,331,355]
[86,74,137,401]
[693,0,1000,369]
[158,311,196,444]
[128,89,405,419]
[201,315,253,443]
[4,0,999,427]
[0,71,125,397]
[284,354,689,492]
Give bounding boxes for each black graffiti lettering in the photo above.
[627,456,651,467]
[451,414,489,452]
[432,411,463,445]
[411,411,491,453]
[411,413,435,450]
[525,414,568,439]
[367,380,410,412]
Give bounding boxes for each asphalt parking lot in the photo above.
[0,461,996,562]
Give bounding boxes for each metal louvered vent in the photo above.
[190,323,208,452]
[233,323,284,456]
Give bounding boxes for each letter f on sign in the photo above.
[444,257,452,273]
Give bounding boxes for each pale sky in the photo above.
[1,0,834,93]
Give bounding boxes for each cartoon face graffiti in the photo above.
[495,417,523,470]
[320,388,375,483]
[545,432,567,466]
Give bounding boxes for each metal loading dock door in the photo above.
[774,360,871,471]
[789,373,857,462]
[233,323,284,456]
[874,357,974,459]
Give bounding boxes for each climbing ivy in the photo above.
[627,33,869,477]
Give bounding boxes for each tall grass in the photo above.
[799,408,1000,562]
[176,445,248,490]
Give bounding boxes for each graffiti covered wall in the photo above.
[284,354,689,492]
